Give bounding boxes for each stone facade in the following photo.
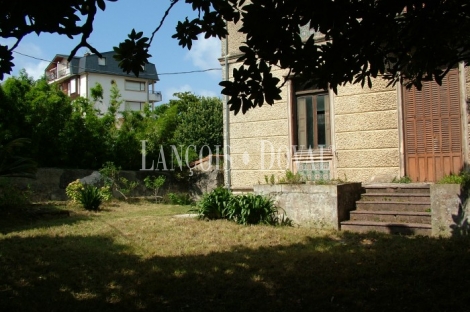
[221,23,469,189]
[334,78,400,183]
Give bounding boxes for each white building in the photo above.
[45,51,161,113]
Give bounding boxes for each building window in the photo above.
[293,81,330,151]
[125,101,146,111]
[98,57,106,66]
[70,78,77,94]
[125,80,145,91]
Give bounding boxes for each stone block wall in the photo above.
[254,183,362,229]
[223,56,291,189]
[431,184,469,237]
[334,78,401,182]
[9,166,223,202]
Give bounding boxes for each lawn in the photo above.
[0,201,469,311]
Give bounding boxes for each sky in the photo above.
[0,0,223,103]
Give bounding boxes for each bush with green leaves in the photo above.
[99,162,138,200]
[193,187,232,220]
[65,179,84,203]
[78,184,103,211]
[0,179,32,209]
[195,188,292,226]
[66,180,111,204]
[144,175,166,202]
[167,192,193,206]
[227,193,288,225]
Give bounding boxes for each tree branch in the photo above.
[148,0,180,47]
[68,0,101,61]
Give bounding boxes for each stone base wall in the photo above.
[431,184,470,237]
[254,183,362,229]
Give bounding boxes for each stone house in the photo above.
[220,24,470,192]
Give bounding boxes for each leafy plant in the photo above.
[166,192,193,206]
[99,162,138,200]
[144,175,166,202]
[437,174,465,185]
[264,174,276,185]
[66,180,111,203]
[278,169,303,184]
[194,188,292,226]
[0,137,37,178]
[193,187,232,219]
[78,184,102,211]
[392,176,412,183]
[99,185,113,202]
[227,193,285,225]
[65,180,84,203]
[0,178,31,209]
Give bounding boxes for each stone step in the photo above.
[356,201,431,212]
[364,183,430,194]
[341,220,431,235]
[349,210,431,224]
[360,192,431,203]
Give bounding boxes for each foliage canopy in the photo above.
[0,74,223,170]
[1,0,470,114]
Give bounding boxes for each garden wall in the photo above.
[253,183,363,229]
[9,163,223,202]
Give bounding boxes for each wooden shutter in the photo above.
[403,68,462,182]
[297,97,307,149]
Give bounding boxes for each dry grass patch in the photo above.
[1,202,469,311]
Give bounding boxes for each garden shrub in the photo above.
[0,179,31,209]
[99,162,138,200]
[144,175,166,202]
[66,180,111,205]
[193,187,232,219]
[227,193,287,225]
[195,188,292,226]
[78,184,102,211]
[65,179,83,203]
[167,192,193,206]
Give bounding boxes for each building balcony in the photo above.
[46,68,71,83]
[149,91,162,102]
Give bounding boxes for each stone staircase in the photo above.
[340,183,432,235]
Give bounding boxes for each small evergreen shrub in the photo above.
[99,162,138,200]
[0,179,31,209]
[78,184,102,211]
[66,180,111,203]
[65,179,84,203]
[195,188,292,226]
[193,187,232,219]
[167,192,193,206]
[227,193,287,225]
[144,175,166,202]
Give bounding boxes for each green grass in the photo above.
[1,201,469,311]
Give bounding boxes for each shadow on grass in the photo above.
[1,232,469,311]
[0,204,90,235]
